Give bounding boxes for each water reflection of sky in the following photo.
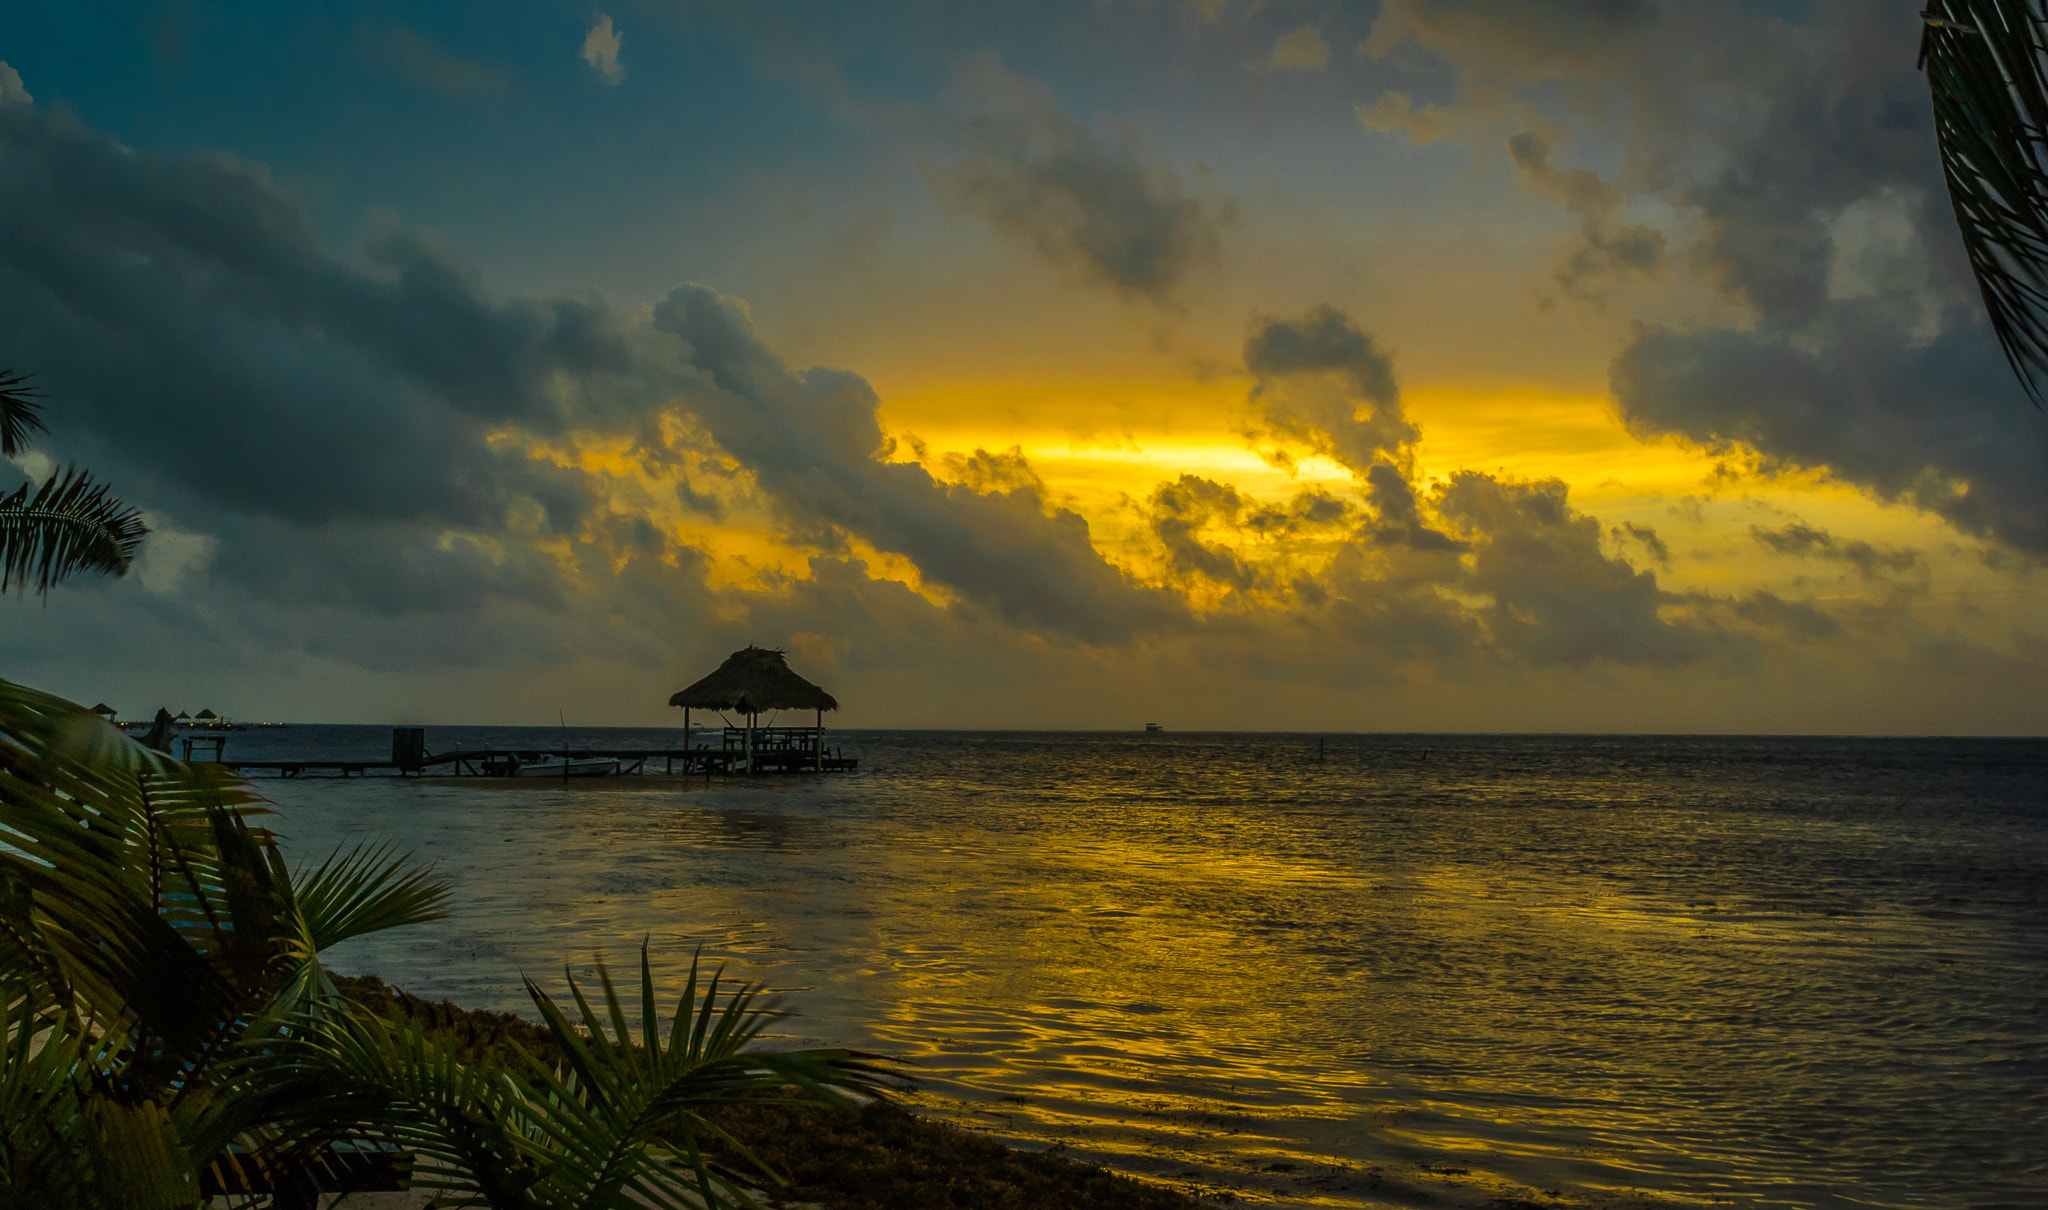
[262,729,2048,1209]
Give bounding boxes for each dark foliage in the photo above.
[1921,1,2048,404]
[0,370,45,456]
[331,972,1208,1210]
[0,370,147,594]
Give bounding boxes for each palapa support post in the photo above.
[815,706,823,772]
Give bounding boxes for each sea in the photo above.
[221,726,2045,1210]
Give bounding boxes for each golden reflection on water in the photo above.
[261,730,2048,1210]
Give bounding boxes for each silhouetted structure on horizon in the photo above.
[670,646,839,773]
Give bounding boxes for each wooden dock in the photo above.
[216,730,858,779]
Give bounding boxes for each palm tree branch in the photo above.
[0,370,46,458]
[0,466,149,595]
[1922,1,2048,404]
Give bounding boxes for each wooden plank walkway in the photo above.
[218,747,857,779]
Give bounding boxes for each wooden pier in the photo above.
[213,729,857,779]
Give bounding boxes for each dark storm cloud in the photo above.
[1375,1,2048,558]
[1611,521,1669,567]
[0,73,1884,705]
[1226,302,1759,672]
[1720,588,1842,644]
[1434,471,1710,667]
[0,98,1178,646]
[942,57,1226,305]
[0,103,646,534]
[1147,475,1262,589]
[1749,521,1921,580]
[1363,463,1465,552]
[649,284,1183,642]
[1613,319,2048,552]
[1244,305,1418,473]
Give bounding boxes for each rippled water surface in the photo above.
[244,728,2046,1209]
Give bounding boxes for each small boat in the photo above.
[512,757,622,778]
[1145,722,1164,733]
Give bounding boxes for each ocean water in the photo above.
[231,727,2045,1209]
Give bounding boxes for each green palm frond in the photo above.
[1920,1,2048,405]
[0,370,45,458]
[297,947,894,1210]
[291,845,453,955]
[0,465,150,595]
[0,678,258,1052]
[515,947,893,1209]
[2,677,456,1203]
[5,676,893,1210]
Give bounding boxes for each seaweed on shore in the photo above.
[329,972,1211,1210]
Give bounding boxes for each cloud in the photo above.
[1364,2,2048,559]
[939,56,1227,305]
[0,62,28,107]
[1243,305,1417,474]
[1148,475,1263,590]
[0,99,1177,652]
[1749,521,1921,580]
[1505,130,1663,304]
[1223,304,1754,673]
[1264,26,1331,73]
[1611,521,1669,567]
[1434,471,1711,668]
[647,284,1184,641]
[582,14,625,86]
[1363,0,1657,88]
[1355,92,1460,147]
[1,84,1994,730]
[357,25,510,98]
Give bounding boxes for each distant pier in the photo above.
[210,727,857,779]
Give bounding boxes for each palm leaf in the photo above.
[288,947,895,1210]
[1921,1,2048,405]
[290,845,452,955]
[0,466,149,595]
[0,370,45,458]
[0,680,254,1055]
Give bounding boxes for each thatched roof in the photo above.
[89,703,115,715]
[669,646,838,715]
[195,709,219,720]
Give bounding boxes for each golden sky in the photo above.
[3,2,2046,732]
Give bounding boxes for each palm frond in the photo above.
[0,465,149,595]
[290,845,452,955]
[283,946,895,1210]
[5,674,894,1209]
[1921,1,2048,405]
[0,370,45,458]
[515,947,894,1208]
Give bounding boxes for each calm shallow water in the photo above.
[238,728,2046,1209]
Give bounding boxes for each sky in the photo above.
[3,0,2046,733]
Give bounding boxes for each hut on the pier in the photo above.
[669,646,838,772]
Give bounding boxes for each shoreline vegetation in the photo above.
[332,974,1658,1210]
[330,971,1213,1210]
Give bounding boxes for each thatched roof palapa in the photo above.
[195,709,219,720]
[669,646,838,717]
[89,703,116,716]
